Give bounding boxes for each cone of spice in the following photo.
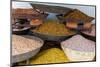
[33,20,76,36]
[30,48,69,64]
[57,9,94,31]
[63,9,94,22]
[61,35,95,62]
[12,35,44,63]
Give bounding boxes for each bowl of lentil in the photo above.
[30,20,76,42]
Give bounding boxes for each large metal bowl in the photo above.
[29,31,76,42]
[12,35,44,63]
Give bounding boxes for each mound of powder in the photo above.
[61,35,95,52]
[12,35,43,56]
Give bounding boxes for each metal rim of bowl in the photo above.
[12,35,44,63]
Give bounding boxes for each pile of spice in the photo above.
[61,35,95,61]
[33,20,76,36]
[64,9,94,22]
[12,35,43,56]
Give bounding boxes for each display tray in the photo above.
[12,1,96,66]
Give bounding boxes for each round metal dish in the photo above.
[12,35,44,63]
[29,31,76,42]
[12,27,30,35]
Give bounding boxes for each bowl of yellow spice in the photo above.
[30,20,76,42]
